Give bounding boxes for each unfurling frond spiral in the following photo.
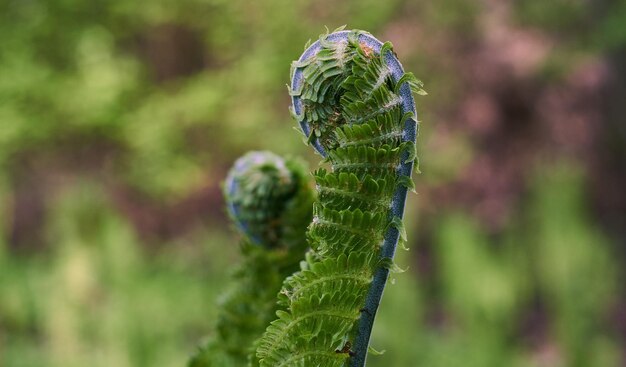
[256,29,423,367]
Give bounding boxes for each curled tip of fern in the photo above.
[224,151,313,249]
[260,28,424,367]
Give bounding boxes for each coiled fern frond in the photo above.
[225,151,315,250]
[189,151,314,367]
[255,28,424,367]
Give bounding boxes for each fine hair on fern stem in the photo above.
[256,28,424,366]
[189,151,314,367]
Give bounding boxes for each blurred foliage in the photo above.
[1,0,625,366]
[0,0,405,198]
[1,182,234,367]
[371,166,621,367]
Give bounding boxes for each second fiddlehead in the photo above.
[189,151,313,367]
[255,28,425,366]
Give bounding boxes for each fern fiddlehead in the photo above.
[189,151,314,367]
[225,151,314,250]
[255,28,424,366]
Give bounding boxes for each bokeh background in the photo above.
[1,0,625,366]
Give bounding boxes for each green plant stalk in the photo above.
[189,151,314,367]
[255,28,424,367]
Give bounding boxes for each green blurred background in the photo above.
[1,0,625,366]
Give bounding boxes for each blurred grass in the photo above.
[1,0,625,366]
